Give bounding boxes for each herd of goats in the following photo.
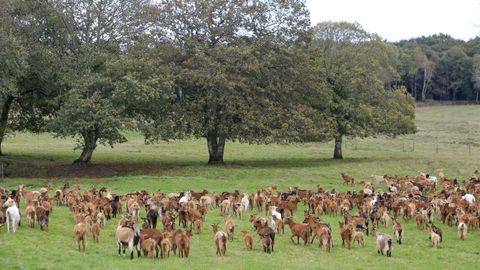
[1,170,480,259]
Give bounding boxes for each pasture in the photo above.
[0,105,479,270]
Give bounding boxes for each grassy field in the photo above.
[0,105,479,270]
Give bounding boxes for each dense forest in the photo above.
[395,34,480,102]
[2,0,474,165]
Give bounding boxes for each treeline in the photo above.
[395,34,480,102]
[0,0,416,164]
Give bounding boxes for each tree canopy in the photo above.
[2,0,419,164]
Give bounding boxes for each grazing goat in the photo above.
[285,217,310,245]
[92,223,101,242]
[242,230,253,251]
[74,222,88,252]
[458,222,467,240]
[376,233,392,257]
[393,220,403,245]
[341,173,355,186]
[3,198,20,233]
[212,224,227,256]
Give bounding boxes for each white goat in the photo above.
[3,198,21,233]
[241,193,249,212]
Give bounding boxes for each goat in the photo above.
[140,228,163,258]
[3,198,20,233]
[458,222,467,240]
[241,193,250,212]
[176,229,191,258]
[161,236,172,258]
[339,222,352,249]
[25,204,36,228]
[74,222,88,252]
[430,224,443,243]
[253,219,275,252]
[141,237,158,257]
[224,216,235,241]
[341,173,355,186]
[351,226,365,247]
[393,220,403,245]
[285,217,310,245]
[194,218,203,234]
[242,230,253,251]
[212,224,227,256]
[92,223,101,242]
[429,228,441,248]
[116,225,141,259]
[262,235,272,254]
[376,233,392,257]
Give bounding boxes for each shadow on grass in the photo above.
[0,152,423,179]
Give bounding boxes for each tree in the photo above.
[47,0,155,164]
[433,46,471,101]
[312,22,416,159]
[0,0,27,155]
[472,55,480,103]
[0,0,66,155]
[397,45,426,99]
[154,0,320,164]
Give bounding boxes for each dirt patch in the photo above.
[46,164,118,178]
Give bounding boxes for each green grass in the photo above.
[1,105,480,270]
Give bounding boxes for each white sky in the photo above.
[306,0,480,41]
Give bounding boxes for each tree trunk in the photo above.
[73,130,97,164]
[476,91,479,104]
[333,136,343,159]
[207,134,225,165]
[421,69,427,101]
[0,96,14,156]
[412,74,417,99]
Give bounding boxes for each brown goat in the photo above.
[285,217,310,245]
[341,173,355,186]
[161,236,172,258]
[393,220,403,244]
[224,216,235,241]
[458,222,467,240]
[212,224,227,256]
[74,222,88,252]
[141,237,157,257]
[262,235,272,253]
[176,229,191,258]
[339,222,352,249]
[242,230,253,251]
[194,218,203,234]
[429,228,441,248]
[92,223,101,242]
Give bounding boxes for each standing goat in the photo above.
[3,198,20,233]
[376,233,392,257]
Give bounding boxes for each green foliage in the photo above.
[312,22,416,142]
[47,78,127,151]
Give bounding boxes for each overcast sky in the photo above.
[306,0,480,41]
